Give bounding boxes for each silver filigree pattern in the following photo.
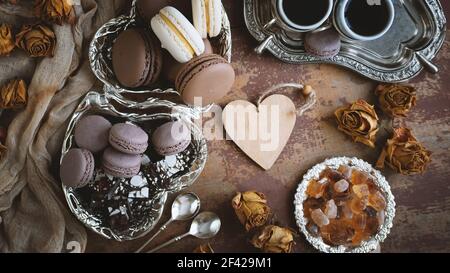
[294,157,396,253]
[244,0,447,83]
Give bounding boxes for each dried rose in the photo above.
[0,79,27,109]
[251,225,295,253]
[232,191,271,231]
[15,23,56,58]
[35,0,76,25]
[0,24,15,56]
[376,84,417,117]
[193,244,214,253]
[335,99,379,148]
[376,127,431,175]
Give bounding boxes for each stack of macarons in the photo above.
[60,115,193,188]
[60,115,149,188]
[111,0,235,107]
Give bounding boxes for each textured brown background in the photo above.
[87,1,450,253]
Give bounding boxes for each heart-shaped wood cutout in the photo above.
[222,95,296,170]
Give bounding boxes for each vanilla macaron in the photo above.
[192,0,223,38]
[151,6,205,63]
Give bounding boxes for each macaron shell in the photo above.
[160,7,205,56]
[192,0,208,38]
[60,148,94,188]
[112,29,161,88]
[305,28,341,58]
[140,30,163,86]
[109,123,149,154]
[102,147,141,178]
[162,39,213,83]
[136,0,168,22]
[152,121,192,156]
[151,15,192,63]
[208,0,223,37]
[151,6,205,63]
[74,115,112,153]
[176,55,235,106]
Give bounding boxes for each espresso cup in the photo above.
[334,0,395,41]
[272,0,334,32]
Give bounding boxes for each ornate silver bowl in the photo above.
[89,0,232,102]
[61,92,208,241]
[294,157,396,253]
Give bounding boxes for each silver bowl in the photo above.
[61,91,208,241]
[88,0,232,103]
[294,157,396,253]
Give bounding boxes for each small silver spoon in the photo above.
[147,211,221,253]
[135,192,201,253]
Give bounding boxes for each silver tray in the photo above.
[244,0,447,82]
[61,91,208,241]
[294,157,396,253]
[89,0,232,103]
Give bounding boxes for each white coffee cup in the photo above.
[334,0,395,41]
[273,0,334,32]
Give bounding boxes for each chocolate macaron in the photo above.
[304,28,341,59]
[102,147,142,178]
[152,121,191,156]
[109,123,149,155]
[60,148,95,188]
[175,54,235,106]
[163,39,214,83]
[136,0,168,23]
[74,115,112,153]
[112,28,162,88]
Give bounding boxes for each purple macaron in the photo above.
[60,148,95,188]
[305,28,341,59]
[152,121,192,156]
[102,147,142,178]
[109,123,149,155]
[74,115,112,153]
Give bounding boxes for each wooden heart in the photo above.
[222,95,296,170]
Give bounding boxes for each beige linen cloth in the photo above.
[0,0,127,252]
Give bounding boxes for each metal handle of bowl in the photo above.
[415,52,439,74]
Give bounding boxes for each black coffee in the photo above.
[281,0,329,26]
[345,0,390,36]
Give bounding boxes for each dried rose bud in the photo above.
[35,0,76,25]
[376,127,432,175]
[376,84,417,117]
[251,225,295,253]
[335,99,379,148]
[15,23,56,58]
[232,191,271,231]
[0,79,27,109]
[0,24,15,56]
[193,243,214,253]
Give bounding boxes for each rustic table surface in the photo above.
[87,1,450,253]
